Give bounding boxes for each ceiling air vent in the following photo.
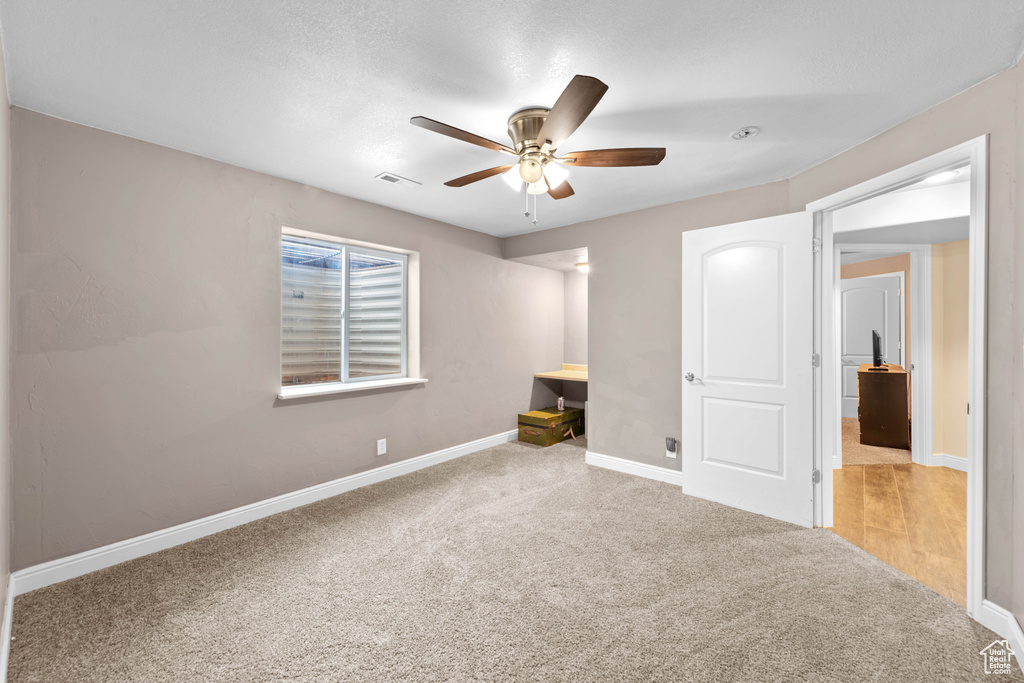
[375,172,421,186]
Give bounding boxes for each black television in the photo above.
[872,330,883,367]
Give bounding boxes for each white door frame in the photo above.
[836,246,931,466]
[807,135,987,620]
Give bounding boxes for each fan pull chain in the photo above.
[532,194,539,226]
[524,189,531,218]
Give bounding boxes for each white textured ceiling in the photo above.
[509,247,589,273]
[3,1,1023,238]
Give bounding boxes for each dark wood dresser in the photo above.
[857,363,910,449]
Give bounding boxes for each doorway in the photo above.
[507,246,590,426]
[838,264,910,465]
[808,136,987,618]
[834,237,969,606]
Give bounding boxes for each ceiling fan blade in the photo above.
[547,180,575,200]
[537,75,609,150]
[444,165,515,187]
[411,116,516,155]
[562,148,666,167]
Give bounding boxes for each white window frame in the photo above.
[279,227,425,399]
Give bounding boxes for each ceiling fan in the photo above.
[410,75,666,201]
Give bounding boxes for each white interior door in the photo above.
[839,274,903,418]
[681,212,814,527]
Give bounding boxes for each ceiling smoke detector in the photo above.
[730,127,760,140]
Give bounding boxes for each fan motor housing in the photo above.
[507,108,550,154]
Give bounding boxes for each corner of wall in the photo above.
[0,14,13,677]
[562,269,588,365]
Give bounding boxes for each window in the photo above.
[281,231,408,391]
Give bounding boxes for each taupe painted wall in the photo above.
[563,270,588,365]
[931,240,970,459]
[505,63,1024,625]
[0,26,12,616]
[10,109,564,570]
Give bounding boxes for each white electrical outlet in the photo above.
[377,438,387,456]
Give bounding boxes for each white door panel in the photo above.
[839,274,902,418]
[703,398,784,474]
[682,212,814,528]
[703,245,782,383]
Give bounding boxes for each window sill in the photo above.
[278,377,428,400]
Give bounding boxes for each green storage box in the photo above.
[518,406,585,447]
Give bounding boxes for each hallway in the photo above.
[832,463,967,606]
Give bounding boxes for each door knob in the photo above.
[685,372,700,383]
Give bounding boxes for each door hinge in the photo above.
[812,469,821,484]
[967,402,970,415]
[811,237,822,253]
[812,352,821,368]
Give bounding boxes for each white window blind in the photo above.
[347,250,405,378]
[281,234,407,387]
[282,237,344,385]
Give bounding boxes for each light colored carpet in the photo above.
[11,437,1017,682]
[842,416,912,466]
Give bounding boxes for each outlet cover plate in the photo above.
[377,438,387,456]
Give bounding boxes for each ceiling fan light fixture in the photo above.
[502,163,525,191]
[543,161,569,189]
[519,157,545,184]
[526,178,549,195]
[411,74,666,210]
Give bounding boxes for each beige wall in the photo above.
[563,270,588,365]
[0,26,11,620]
[9,109,564,570]
[840,253,913,404]
[931,240,970,459]
[505,62,1024,624]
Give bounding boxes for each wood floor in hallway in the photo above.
[831,463,967,607]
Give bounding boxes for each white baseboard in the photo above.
[10,430,518,597]
[978,599,1024,675]
[837,453,966,471]
[585,450,684,487]
[0,575,12,682]
[924,452,968,472]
